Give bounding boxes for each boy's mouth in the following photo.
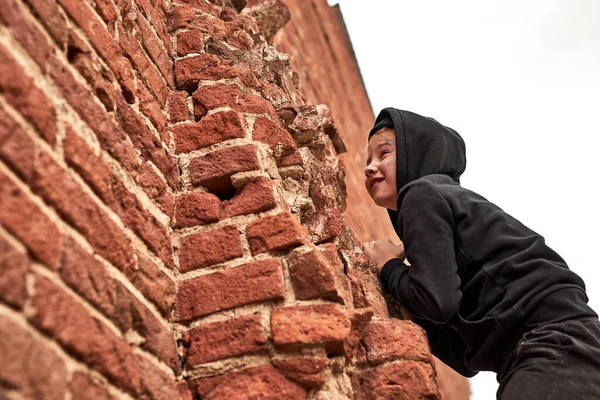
[369,177,385,191]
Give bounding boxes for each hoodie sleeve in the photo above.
[380,181,462,323]
[414,317,478,377]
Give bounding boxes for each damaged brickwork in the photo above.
[0,0,441,398]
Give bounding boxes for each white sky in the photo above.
[331,1,600,398]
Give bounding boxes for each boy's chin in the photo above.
[373,194,396,210]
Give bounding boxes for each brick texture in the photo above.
[0,0,445,398]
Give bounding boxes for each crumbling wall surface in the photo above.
[0,0,440,399]
[271,0,398,243]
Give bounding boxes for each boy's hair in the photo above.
[368,116,394,140]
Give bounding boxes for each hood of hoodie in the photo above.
[368,108,467,234]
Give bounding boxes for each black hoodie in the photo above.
[371,108,596,377]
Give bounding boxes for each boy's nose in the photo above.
[365,164,376,177]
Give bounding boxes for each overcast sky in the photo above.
[331,1,600,398]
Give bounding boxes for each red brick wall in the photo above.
[0,0,441,398]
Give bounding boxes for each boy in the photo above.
[362,108,600,399]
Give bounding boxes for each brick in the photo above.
[0,108,36,183]
[189,145,260,193]
[112,282,181,374]
[317,243,353,306]
[191,365,306,400]
[49,56,140,173]
[0,0,51,71]
[343,251,389,318]
[57,0,135,100]
[0,169,60,269]
[362,319,431,365]
[353,360,440,400]
[272,357,328,389]
[174,54,261,92]
[136,14,173,87]
[174,191,220,228]
[59,236,116,317]
[0,316,68,400]
[67,31,117,112]
[178,381,194,400]
[173,110,245,154]
[246,212,308,255]
[252,117,296,158]
[137,353,180,400]
[23,0,69,47]
[286,246,341,302]
[137,84,168,138]
[305,207,344,244]
[177,29,205,56]
[271,304,350,354]
[185,314,267,366]
[220,177,276,219]
[69,372,115,400]
[344,309,374,360]
[178,225,242,272]
[176,258,285,321]
[132,254,177,316]
[30,275,141,395]
[94,0,118,30]
[135,0,172,54]
[32,151,135,276]
[0,44,57,145]
[0,235,28,309]
[192,84,276,117]
[118,25,168,105]
[277,149,303,167]
[166,5,196,32]
[137,162,174,219]
[168,91,190,122]
[115,96,178,189]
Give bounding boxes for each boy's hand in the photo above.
[363,239,405,274]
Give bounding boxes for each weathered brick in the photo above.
[69,372,115,400]
[0,316,68,400]
[343,251,389,318]
[178,225,242,272]
[137,353,180,400]
[252,116,296,158]
[352,360,440,400]
[0,108,35,183]
[220,177,276,219]
[345,309,374,360]
[112,282,181,374]
[57,0,135,100]
[67,31,117,112]
[174,54,261,92]
[277,148,303,167]
[49,56,140,173]
[305,207,343,244]
[132,254,177,316]
[135,0,172,54]
[174,191,220,228]
[176,258,285,321]
[23,0,69,47]
[118,25,168,105]
[0,44,57,145]
[136,14,173,87]
[168,91,190,122]
[137,162,174,219]
[0,0,51,71]
[317,243,353,306]
[59,236,116,317]
[189,145,260,193]
[185,314,267,366]
[0,169,60,269]
[137,84,168,139]
[362,319,431,365]
[32,151,135,276]
[115,96,178,189]
[177,29,205,56]
[191,365,306,400]
[0,235,28,309]
[173,110,245,154]
[272,357,328,389]
[94,0,118,30]
[286,246,341,302]
[246,212,308,255]
[192,84,276,117]
[30,275,141,395]
[271,304,350,354]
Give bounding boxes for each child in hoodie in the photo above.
[362,108,600,399]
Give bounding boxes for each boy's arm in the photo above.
[380,182,462,323]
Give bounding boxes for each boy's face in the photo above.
[365,129,398,210]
